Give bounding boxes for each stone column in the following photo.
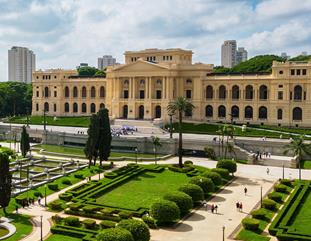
[149,77,152,99]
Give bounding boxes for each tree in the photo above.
[20,125,30,157]
[283,135,311,180]
[84,114,100,168]
[0,152,12,215]
[151,136,162,164]
[167,97,195,167]
[204,146,216,160]
[77,66,98,76]
[94,70,106,77]
[224,124,235,159]
[98,107,112,166]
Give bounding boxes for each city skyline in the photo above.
[1,0,311,81]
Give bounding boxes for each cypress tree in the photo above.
[20,125,30,157]
[0,152,12,216]
[84,114,100,168]
[98,107,112,166]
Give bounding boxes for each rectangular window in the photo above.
[36,103,39,111]
[290,92,292,100]
[304,91,306,100]
[140,90,145,99]
[36,91,39,97]
[156,90,162,99]
[186,90,192,99]
[54,91,57,97]
[124,90,129,99]
[54,104,57,112]
[297,69,301,75]
[291,69,295,75]
[278,91,283,100]
[303,69,307,75]
[278,85,283,88]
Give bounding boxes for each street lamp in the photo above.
[169,114,173,139]
[260,186,263,208]
[40,215,43,241]
[135,147,138,164]
[298,159,301,181]
[222,226,225,241]
[282,162,285,180]
[153,147,156,165]
[44,184,47,206]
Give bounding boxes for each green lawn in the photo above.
[45,234,81,241]
[6,116,90,127]
[302,160,311,169]
[250,124,311,136]
[2,214,32,241]
[96,169,190,210]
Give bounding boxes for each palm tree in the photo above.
[283,135,311,180]
[224,124,235,159]
[151,136,162,165]
[167,97,195,167]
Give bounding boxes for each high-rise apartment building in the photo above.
[281,52,290,59]
[221,40,237,68]
[8,46,36,83]
[236,47,248,65]
[98,55,116,69]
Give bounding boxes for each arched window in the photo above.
[64,86,69,98]
[294,85,302,100]
[44,102,49,112]
[140,79,145,85]
[73,86,78,98]
[64,103,69,112]
[91,86,96,98]
[123,105,128,119]
[219,85,226,99]
[206,85,213,99]
[218,105,226,118]
[185,108,192,117]
[53,104,57,112]
[73,103,78,113]
[100,86,105,98]
[36,103,39,111]
[277,109,283,120]
[44,87,49,98]
[124,80,129,86]
[245,106,253,119]
[293,107,302,121]
[155,105,161,118]
[82,86,87,98]
[245,85,253,100]
[205,105,213,117]
[259,85,268,100]
[100,103,105,109]
[231,105,239,118]
[258,106,267,119]
[232,85,239,100]
[82,103,87,113]
[138,105,144,119]
[90,103,96,113]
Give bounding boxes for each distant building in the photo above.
[236,47,248,65]
[281,52,290,59]
[8,46,36,83]
[221,40,237,68]
[98,55,116,69]
[77,63,89,68]
[301,51,308,56]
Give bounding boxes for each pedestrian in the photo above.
[266,168,270,175]
[215,205,218,213]
[38,197,41,206]
[259,153,262,159]
[239,202,243,212]
[15,205,18,214]
[203,201,207,211]
[236,202,239,211]
[244,187,248,196]
[211,204,215,213]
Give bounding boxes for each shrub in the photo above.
[274,184,288,193]
[201,171,222,186]
[118,219,150,241]
[64,216,80,227]
[163,191,193,215]
[48,183,59,191]
[49,200,64,211]
[178,184,204,203]
[105,172,118,179]
[101,209,114,216]
[242,218,260,231]
[168,164,194,173]
[33,191,42,197]
[211,168,230,180]
[251,209,267,220]
[62,178,72,185]
[262,198,277,210]
[59,193,73,202]
[96,227,134,241]
[119,211,133,219]
[74,173,84,179]
[51,215,63,224]
[82,219,96,229]
[69,203,83,211]
[280,179,292,187]
[83,205,100,214]
[127,163,139,168]
[15,196,27,205]
[150,200,180,224]
[100,220,117,229]
[268,192,283,203]
[216,160,237,174]
[204,146,216,160]
[184,160,193,165]
[142,215,157,229]
[189,176,215,194]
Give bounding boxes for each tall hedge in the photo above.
[163,191,193,215]
[216,160,237,175]
[178,184,204,203]
[189,176,215,194]
[118,219,150,241]
[150,200,180,224]
[201,171,222,186]
[96,227,134,241]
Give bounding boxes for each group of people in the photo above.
[236,202,243,212]
[254,151,271,160]
[111,126,138,137]
[202,201,219,214]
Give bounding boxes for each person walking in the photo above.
[215,205,218,214]
[266,168,270,175]
[244,187,248,196]
[211,204,215,213]
[236,202,240,211]
[38,197,41,206]
[239,202,243,212]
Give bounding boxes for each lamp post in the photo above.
[153,147,156,165]
[169,114,173,139]
[40,215,43,241]
[298,159,301,181]
[282,163,285,180]
[135,147,138,164]
[44,184,47,206]
[260,186,263,208]
[222,226,225,241]
[26,107,30,127]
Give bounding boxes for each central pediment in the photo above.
[112,60,170,73]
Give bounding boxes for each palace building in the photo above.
[32,48,311,127]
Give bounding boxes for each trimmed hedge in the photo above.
[74,173,84,179]
[83,205,101,214]
[216,160,237,174]
[105,172,118,179]
[251,209,267,220]
[268,192,283,203]
[262,198,277,210]
[100,220,117,229]
[64,216,81,227]
[49,200,64,211]
[168,164,194,173]
[142,215,157,229]
[178,184,204,203]
[280,179,292,187]
[62,178,72,185]
[150,200,180,224]
[201,171,222,186]
[51,215,63,224]
[59,193,73,202]
[48,183,59,191]
[184,160,193,165]
[189,176,215,194]
[69,203,83,211]
[82,219,96,229]
[33,191,42,197]
[119,211,133,219]
[274,184,288,193]
[242,218,260,231]
[118,219,150,241]
[96,227,134,241]
[163,191,193,215]
[211,168,230,180]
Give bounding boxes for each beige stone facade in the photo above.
[32,49,311,127]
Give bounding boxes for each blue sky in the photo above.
[1,0,311,81]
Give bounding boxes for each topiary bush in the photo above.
[100,220,117,229]
[184,160,193,165]
[211,168,230,180]
[262,198,277,210]
[242,218,260,231]
[280,179,292,187]
[201,171,222,186]
[49,200,64,211]
[119,211,133,219]
[51,215,63,224]
[268,192,283,203]
[74,173,84,179]
[118,219,150,241]
[33,191,42,197]
[142,215,157,229]
[59,193,73,202]
[83,205,100,214]
[96,227,134,241]
[251,209,267,220]
[216,160,237,175]
[178,184,204,203]
[82,219,96,229]
[48,183,59,191]
[69,203,83,211]
[274,184,288,193]
[150,200,180,224]
[64,216,80,227]
[62,178,72,185]
[189,176,215,194]
[105,172,118,179]
[163,191,193,216]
